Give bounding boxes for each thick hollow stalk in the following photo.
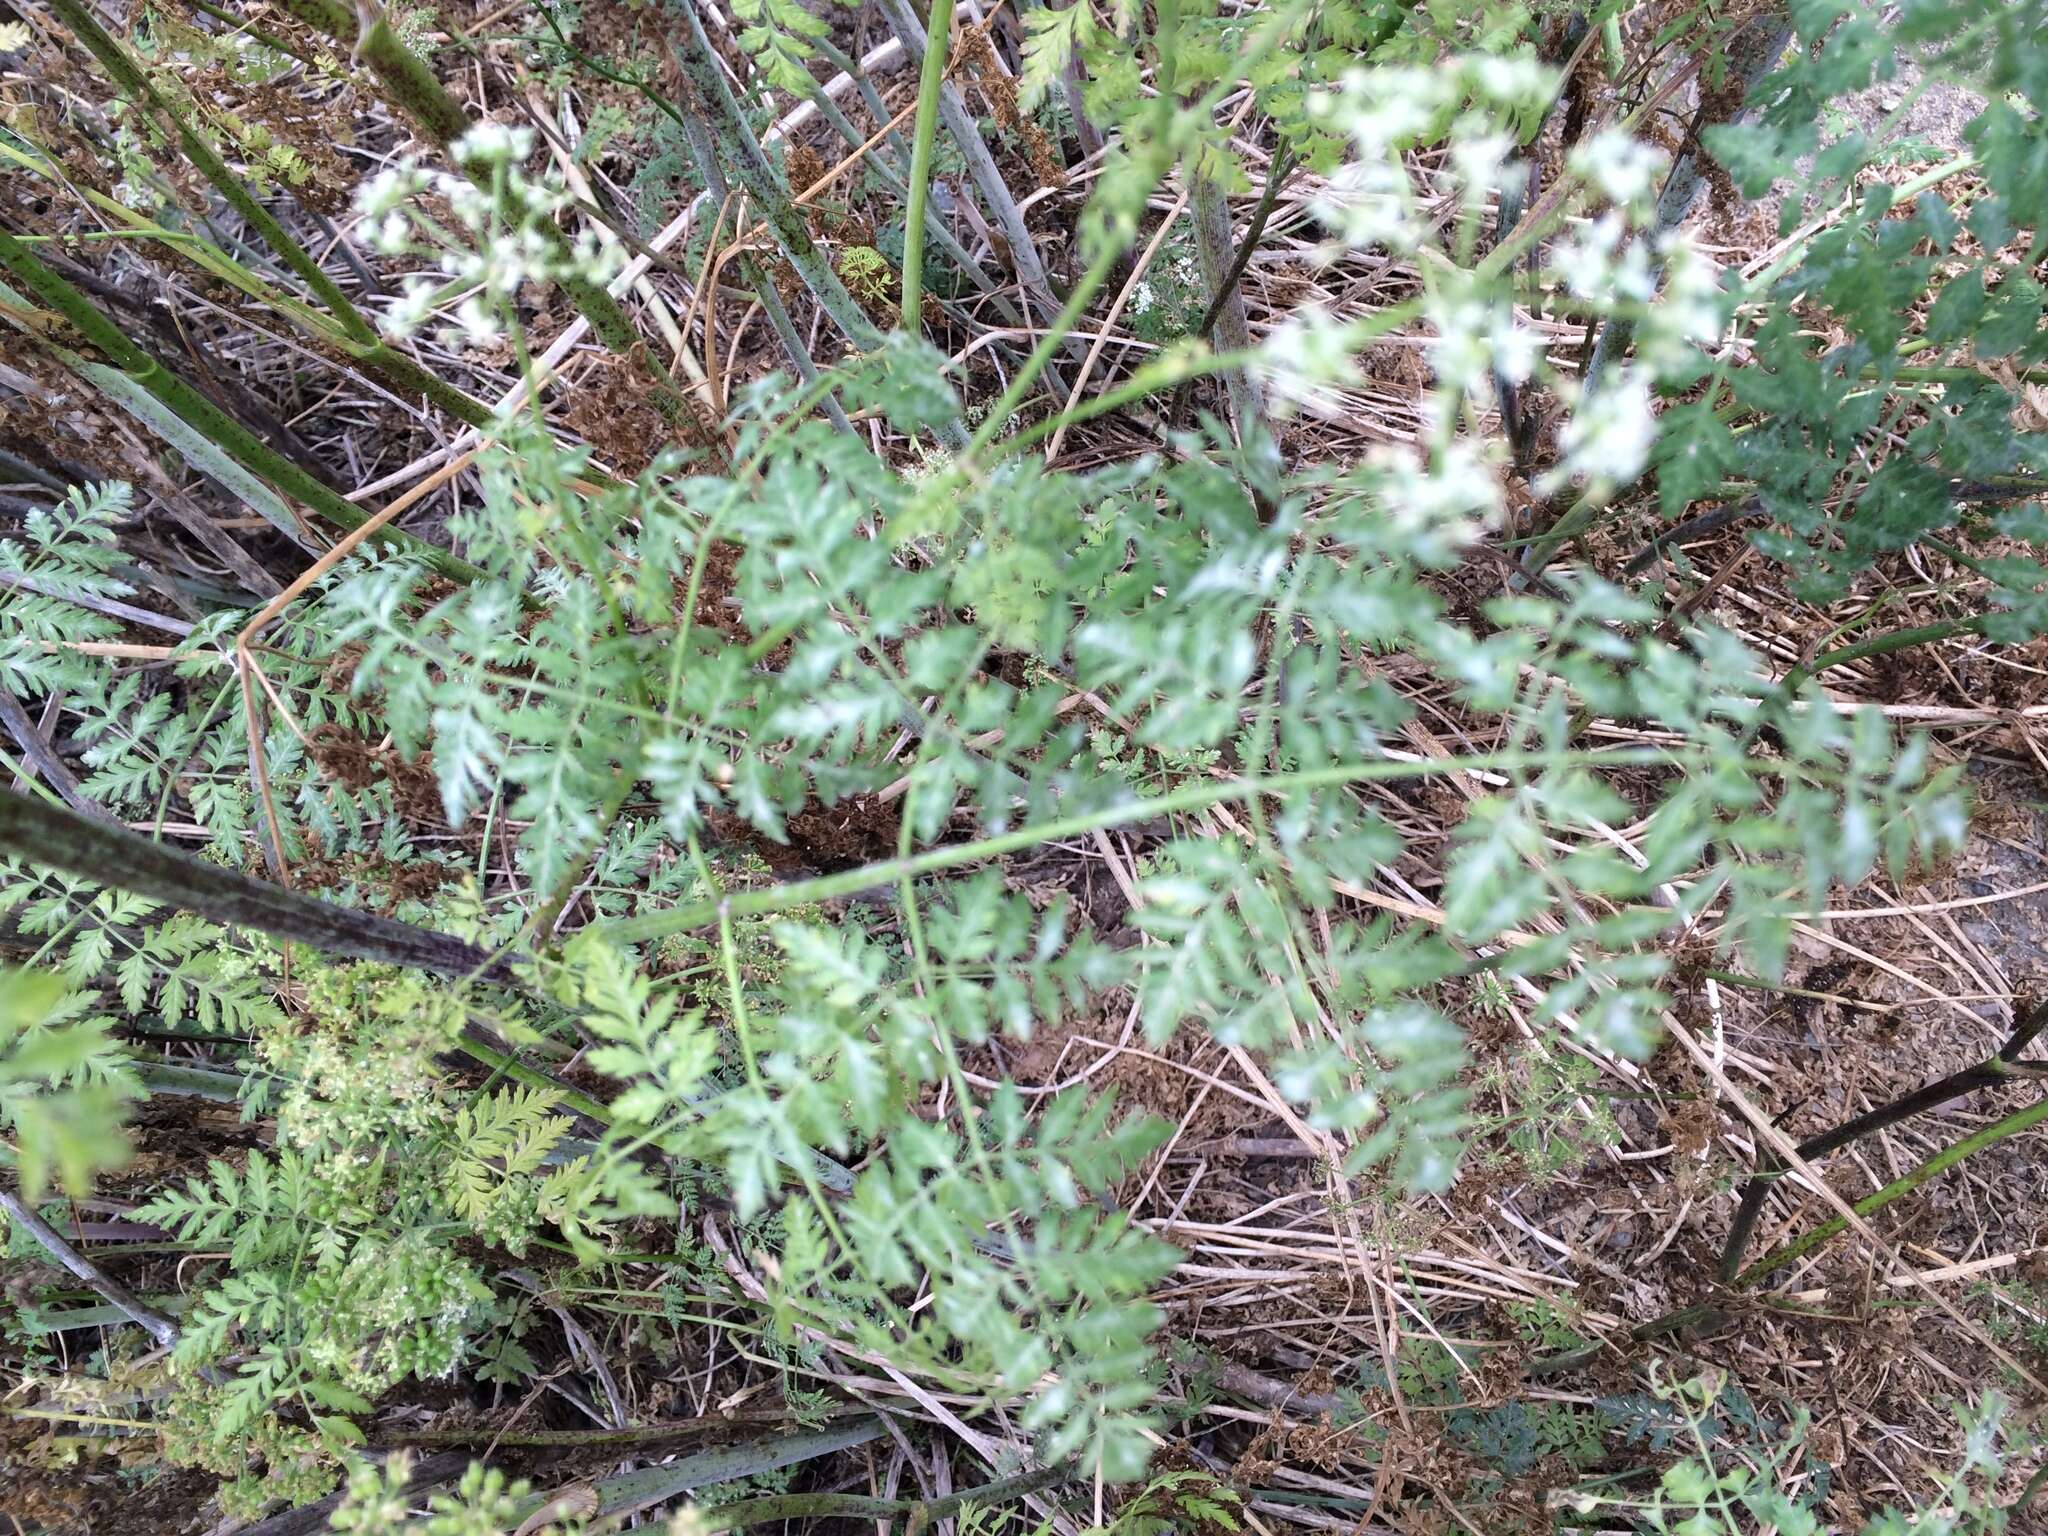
[43,0,494,427]
[0,232,484,585]
[873,0,1070,338]
[0,1190,183,1345]
[1196,147,1293,342]
[811,38,915,160]
[49,0,369,341]
[1190,165,1268,449]
[669,7,884,355]
[901,0,958,329]
[1720,1006,2048,1280]
[0,788,520,983]
[1737,1094,2048,1286]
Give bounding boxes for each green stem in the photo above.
[596,744,1677,945]
[0,231,484,585]
[1719,1007,2047,1282]
[1736,1094,2048,1286]
[1552,1086,2048,1373]
[1782,615,1991,691]
[1743,153,1976,294]
[965,238,1125,458]
[806,33,1046,359]
[816,24,1047,352]
[901,0,958,331]
[875,0,1067,330]
[48,0,369,342]
[1197,146,1295,341]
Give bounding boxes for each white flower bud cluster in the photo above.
[350,123,626,348]
[1568,129,1667,213]
[1272,55,1733,509]
[1546,371,1658,492]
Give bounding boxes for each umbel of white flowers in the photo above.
[352,123,627,349]
[1262,61,1729,504]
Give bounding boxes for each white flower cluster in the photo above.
[1568,129,1667,213]
[1255,309,1340,427]
[1277,54,1732,507]
[351,123,626,347]
[1128,248,1202,321]
[1547,371,1657,491]
[1308,61,1549,255]
[1431,282,1546,402]
[1365,436,1506,554]
[1638,230,1728,375]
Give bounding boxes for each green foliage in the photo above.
[1085,1469,1243,1536]
[16,0,2048,1522]
[728,0,855,96]
[0,964,139,1199]
[129,958,588,1504]
[0,481,133,691]
[1,863,281,1031]
[1123,227,1209,344]
[1471,1047,1622,1186]
[1350,1337,1608,1481]
[1563,1372,2025,1536]
[1686,0,2048,598]
[329,1453,535,1535]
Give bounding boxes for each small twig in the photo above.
[385,1408,859,1448]
[0,686,113,823]
[0,1189,182,1350]
[1719,1002,2048,1281]
[1194,145,1295,343]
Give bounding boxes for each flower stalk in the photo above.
[901,0,958,330]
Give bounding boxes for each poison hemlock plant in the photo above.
[1672,0,2048,602]
[288,43,1967,1486]
[1,0,2032,1525]
[0,964,139,1201]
